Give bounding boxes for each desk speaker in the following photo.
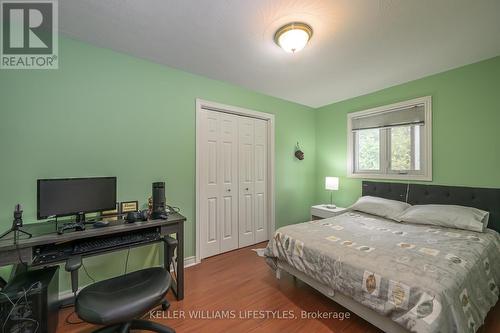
[152,182,167,219]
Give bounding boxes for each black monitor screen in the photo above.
[37,177,117,219]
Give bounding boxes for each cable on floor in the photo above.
[65,310,83,325]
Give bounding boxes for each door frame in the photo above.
[195,98,276,263]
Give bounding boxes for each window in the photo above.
[348,96,432,181]
[355,128,380,171]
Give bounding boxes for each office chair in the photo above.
[65,237,178,333]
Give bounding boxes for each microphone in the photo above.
[13,203,23,227]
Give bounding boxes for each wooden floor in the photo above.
[58,242,500,333]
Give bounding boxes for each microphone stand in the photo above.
[0,206,32,244]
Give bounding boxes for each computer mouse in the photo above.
[93,220,110,228]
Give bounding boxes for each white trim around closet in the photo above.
[195,98,276,264]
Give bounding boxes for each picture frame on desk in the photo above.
[101,203,119,221]
[120,201,138,213]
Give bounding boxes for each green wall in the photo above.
[1,36,499,293]
[0,37,316,290]
[315,56,500,207]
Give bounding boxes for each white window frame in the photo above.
[347,96,432,181]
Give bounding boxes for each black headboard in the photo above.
[362,181,500,232]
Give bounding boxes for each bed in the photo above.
[265,181,500,333]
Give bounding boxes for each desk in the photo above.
[0,213,185,300]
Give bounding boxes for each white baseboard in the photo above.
[59,256,198,301]
[183,256,197,268]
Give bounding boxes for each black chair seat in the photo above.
[76,267,171,325]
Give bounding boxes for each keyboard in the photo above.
[33,228,161,265]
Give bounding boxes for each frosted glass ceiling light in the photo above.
[274,22,313,53]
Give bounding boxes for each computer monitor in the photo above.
[37,177,117,220]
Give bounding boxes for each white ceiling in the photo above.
[60,0,500,108]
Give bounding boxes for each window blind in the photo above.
[351,104,425,131]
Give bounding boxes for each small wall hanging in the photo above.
[294,142,304,160]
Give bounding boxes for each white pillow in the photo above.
[398,204,489,232]
[349,196,411,221]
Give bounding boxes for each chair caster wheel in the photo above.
[161,300,170,311]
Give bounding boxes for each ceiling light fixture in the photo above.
[274,22,313,53]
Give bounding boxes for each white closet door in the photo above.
[238,117,255,247]
[200,110,239,259]
[218,112,239,253]
[199,109,221,258]
[254,119,268,243]
[200,109,269,258]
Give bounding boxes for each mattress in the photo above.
[264,211,500,333]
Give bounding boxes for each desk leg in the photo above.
[176,225,184,300]
[164,226,184,301]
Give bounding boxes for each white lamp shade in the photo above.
[325,177,339,191]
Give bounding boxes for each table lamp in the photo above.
[324,177,339,209]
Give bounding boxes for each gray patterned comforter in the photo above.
[264,211,500,333]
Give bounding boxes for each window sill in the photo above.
[347,172,432,182]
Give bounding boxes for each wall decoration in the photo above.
[294,142,304,160]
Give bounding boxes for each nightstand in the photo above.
[311,205,347,220]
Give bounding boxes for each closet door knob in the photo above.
[227,189,231,192]
[245,187,249,191]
